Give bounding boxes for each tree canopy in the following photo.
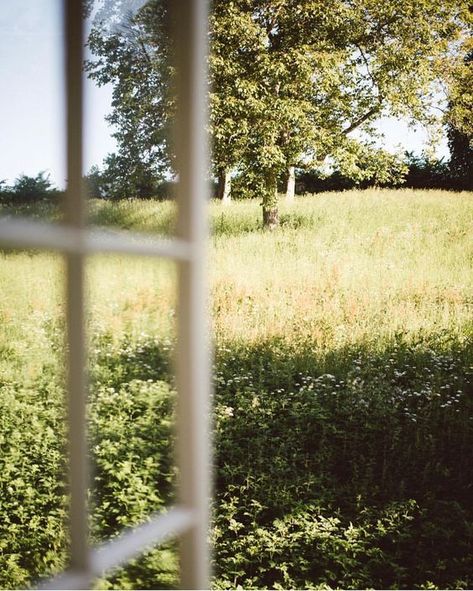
[86,0,472,223]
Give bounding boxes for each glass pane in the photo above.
[0,1,64,223]
[87,254,178,589]
[85,1,177,237]
[0,249,68,586]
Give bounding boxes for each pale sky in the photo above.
[0,0,449,189]
[0,0,117,188]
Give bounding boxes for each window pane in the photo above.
[87,254,178,589]
[85,1,177,237]
[0,1,64,222]
[0,249,68,586]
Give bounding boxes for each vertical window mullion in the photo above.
[174,0,212,589]
[64,0,89,581]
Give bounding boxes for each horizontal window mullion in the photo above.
[0,218,80,253]
[87,229,192,261]
[36,507,195,590]
[0,218,193,261]
[91,506,195,574]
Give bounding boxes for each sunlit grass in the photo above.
[1,188,472,589]
[3,188,471,352]
[211,189,473,346]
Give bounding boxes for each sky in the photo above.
[0,0,116,188]
[0,0,449,189]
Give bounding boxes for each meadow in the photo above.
[0,188,472,589]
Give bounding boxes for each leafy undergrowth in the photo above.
[1,327,471,589]
[212,333,473,589]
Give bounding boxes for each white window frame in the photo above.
[0,1,211,588]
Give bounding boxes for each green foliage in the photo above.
[446,46,473,140]
[293,150,467,194]
[212,335,473,589]
[89,336,178,590]
[84,163,174,201]
[446,49,473,190]
[0,172,59,204]
[85,154,165,200]
[90,379,175,538]
[86,0,173,196]
[85,0,471,219]
[231,168,273,201]
[0,373,68,588]
[0,326,178,589]
[331,142,408,187]
[0,192,472,588]
[84,165,107,199]
[404,152,452,190]
[448,126,473,190]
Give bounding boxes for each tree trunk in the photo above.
[262,169,279,229]
[262,205,279,229]
[286,165,295,201]
[217,169,231,204]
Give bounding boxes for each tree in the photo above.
[231,0,470,225]
[210,1,262,203]
[87,0,470,225]
[446,48,472,189]
[86,0,173,197]
[404,151,450,189]
[10,172,57,203]
[333,141,408,188]
[448,127,473,190]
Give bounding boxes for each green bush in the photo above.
[0,326,472,589]
[0,172,61,204]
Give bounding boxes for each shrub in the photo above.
[404,152,452,190]
[7,172,59,203]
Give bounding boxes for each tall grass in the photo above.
[0,188,472,589]
[211,190,472,346]
[4,188,470,347]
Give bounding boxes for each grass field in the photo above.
[0,188,472,589]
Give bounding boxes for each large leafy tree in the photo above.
[228,0,470,225]
[87,0,470,224]
[210,2,261,202]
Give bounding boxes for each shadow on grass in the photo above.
[89,330,472,589]
[1,328,470,589]
[211,334,473,589]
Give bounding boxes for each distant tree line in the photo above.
[0,172,61,204]
[1,146,470,206]
[295,151,472,194]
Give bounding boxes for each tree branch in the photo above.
[139,39,152,64]
[342,105,381,135]
[355,44,378,90]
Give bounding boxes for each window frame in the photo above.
[0,1,211,588]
